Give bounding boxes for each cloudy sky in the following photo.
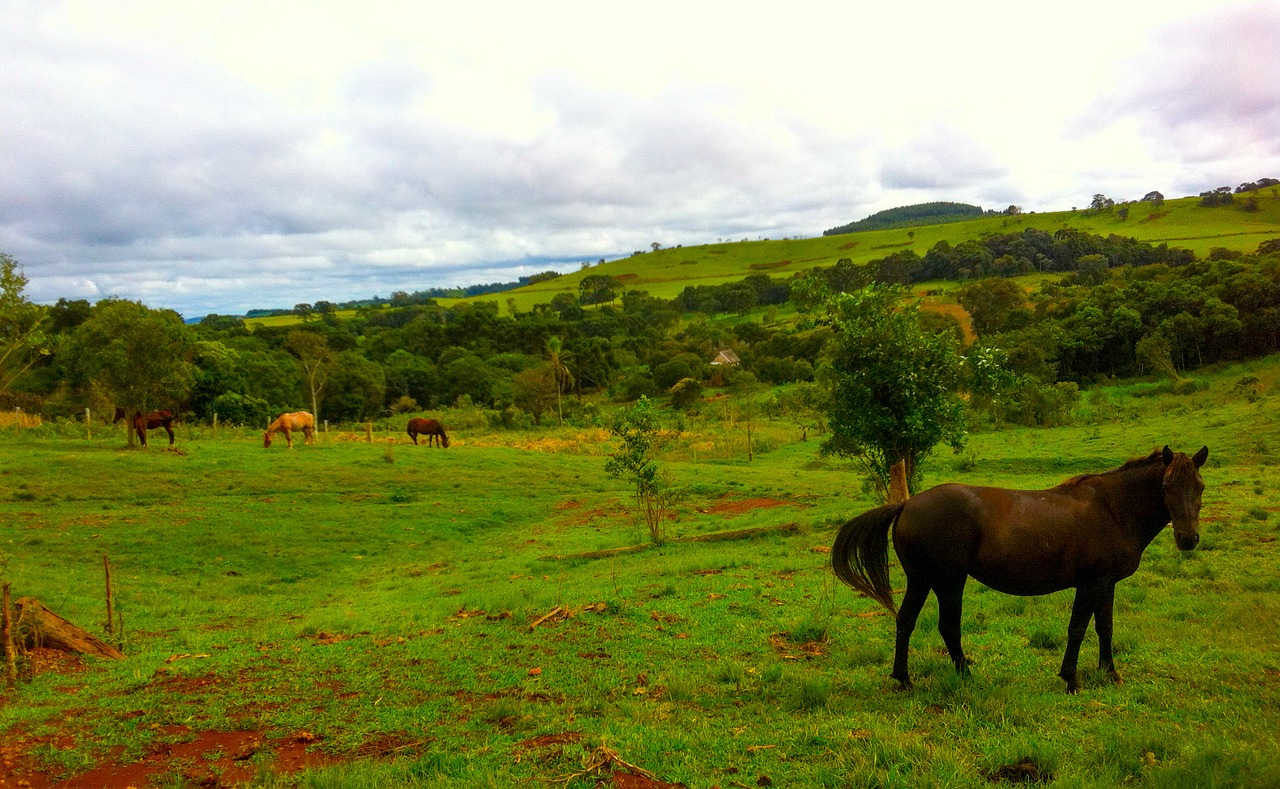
[3,0,1278,318]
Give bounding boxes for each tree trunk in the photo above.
[889,460,910,503]
[13,597,125,659]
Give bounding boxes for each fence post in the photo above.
[3,582,15,689]
[85,407,92,440]
[103,555,115,637]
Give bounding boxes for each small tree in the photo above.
[669,377,703,412]
[730,371,765,462]
[605,397,675,544]
[285,331,334,422]
[512,366,556,424]
[545,336,574,425]
[1135,332,1179,380]
[0,254,51,398]
[805,281,966,497]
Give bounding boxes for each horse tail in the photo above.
[831,502,905,616]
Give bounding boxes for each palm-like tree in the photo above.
[546,336,574,425]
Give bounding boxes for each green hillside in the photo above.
[242,195,1280,329]
[454,195,1280,312]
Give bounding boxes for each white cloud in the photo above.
[1,0,1277,317]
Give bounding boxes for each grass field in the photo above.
[1,356,1279,787]
[243,195,1280,328]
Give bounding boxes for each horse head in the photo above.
[263,431,273,448]
[1162,445,1208,551]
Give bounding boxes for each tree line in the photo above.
[3,229,1279,444]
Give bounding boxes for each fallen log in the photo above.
[13,597,125,659]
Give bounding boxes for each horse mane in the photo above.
[1054,449,1164,489]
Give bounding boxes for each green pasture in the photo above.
[2,357,1279,787]
[240,195,1280,327]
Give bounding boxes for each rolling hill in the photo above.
[245,195,1280,328]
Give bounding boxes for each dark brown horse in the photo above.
[113,407,175,446]
[831,445,1208,692]
[264,411,315,448]
[406,418,449,447]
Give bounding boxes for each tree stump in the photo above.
[13,597,125,659]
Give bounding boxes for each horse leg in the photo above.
[935,578,970,675]
[892,583,930,689]
[284,428,293,449]
[165,424,175,445]
[1093,581,1122,684]
[1060,584,1099,693]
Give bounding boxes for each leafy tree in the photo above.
[0,254,52,398]
[383,350,439,409]
[64,299,194,446]
[1135,331,1179,380]
[668,377,703,412]
[956,278,1029,336]
[1070,254,1110,286]
[322,350,385,421]
[651,353,705,390]
[1257,238,1280,256]
[285,331,334,421]
[1089,194,1115,214]
[807,282,967,497]
[579,274,620,305]
[605,396,675,544]
[511,366,556,424]
[441,353,495,406]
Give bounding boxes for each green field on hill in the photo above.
[243,195,1280,329]
[2,354,1278,787]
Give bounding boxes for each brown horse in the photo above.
[406,418,449,447]
[264,411,316,448]
[831,445,1208,692]
[113,407,175,446]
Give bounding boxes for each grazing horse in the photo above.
[264,411,316,448]
[406,417,449,447]
[831,445,1209,692]
[113,407,176,446]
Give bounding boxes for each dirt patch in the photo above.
[985,757,1052,783]
[696,496,809,518]
[0,728,337,789]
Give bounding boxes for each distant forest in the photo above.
[242,270,566,319]
[13,225,1280,433]
[823,202,991,236]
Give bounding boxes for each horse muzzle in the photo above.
[1173,528,1200,551]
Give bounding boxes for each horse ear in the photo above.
[1162,445,1173,465]
[1193,446,1209,467]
